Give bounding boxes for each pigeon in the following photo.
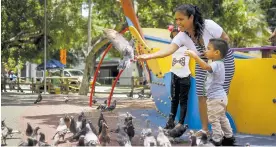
[157,126,171,147]
[143,131,157,147]
[76,112,85,132]
[140,120,157,147]
[138,89,145,99]
[164,124,188,138]
[99,120,111,146]
[31,126,40,139]
[52,118,68,146]
[116,125,132,146]
[88,120,98,135]
[97,104,107,112]
[70,126,87,141]
[34,93,42,104]
[38,132,50,146]
[64,96,69,103]
[141,119,152,139]
[124,112,133,126]
[103,29,135,70]
[77,135,85,146]
[70,118,87,141]
[106,100,117,112]
[125,118,135,141]
[189,131,197,146]
[1,126,9,145]
[98,112,106,134]
[18,138,38,146]
[39,132,46,142]
[69,116,77,135]
[189,130,213,146]
[25,123,33,137]
[1,120,14,138]
[64,115,71,128]
[84,123,100,146]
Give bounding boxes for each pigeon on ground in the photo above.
[84,123,100,146]
[69,116,77,135]
[34,93,42,104]
[18,138,38,146]
[88,120,98,135]
[38,132,50,146]
[105,100,117,112]
[116,125,132,147]
[52,118,68,146]
[64,96,69,103]
[98,112,107,135]
[25,123,33,137]
[164,124,188,138]
[77,135,85,146]
[99,120,110,146]
[125,118,135,141]
[157,126,171,147]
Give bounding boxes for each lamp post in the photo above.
[44,0,47,94]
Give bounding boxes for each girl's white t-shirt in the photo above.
[170,46,191,78]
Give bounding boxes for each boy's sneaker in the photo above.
[221,136,237,146]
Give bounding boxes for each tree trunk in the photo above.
[78,53,96,95]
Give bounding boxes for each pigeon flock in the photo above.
[2,92,251,146]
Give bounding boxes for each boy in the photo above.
[185,38,235,146]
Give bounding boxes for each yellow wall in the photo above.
[228,58,276,135]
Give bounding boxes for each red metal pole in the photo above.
[107,69,124,107]
[89,27,129,107]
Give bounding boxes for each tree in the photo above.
[1,0,87,69]
[136,0,270,47]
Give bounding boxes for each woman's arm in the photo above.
[137,43,179,60]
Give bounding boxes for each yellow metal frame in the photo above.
[129,26,172,78]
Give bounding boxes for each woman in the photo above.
[137,4,235,140]
[164,25,191,129]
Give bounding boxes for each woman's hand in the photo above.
[184,50,198,58]
[136,54,152,61]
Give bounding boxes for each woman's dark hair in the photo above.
[174,4,205,40]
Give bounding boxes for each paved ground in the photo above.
[1,92,186,146]
[1,91,276,146]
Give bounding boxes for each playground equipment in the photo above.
[90,0,276,136]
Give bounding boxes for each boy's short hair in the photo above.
[209,38,229,58]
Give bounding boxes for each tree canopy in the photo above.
[1,0,274,72]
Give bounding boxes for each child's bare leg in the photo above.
[199,96,208,131]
